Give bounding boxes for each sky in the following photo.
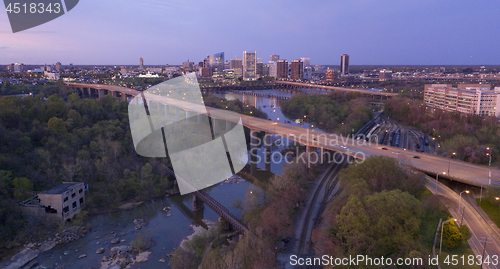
[1,0,500,66]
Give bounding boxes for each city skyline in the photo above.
[1,0,500,65]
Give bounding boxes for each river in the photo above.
[30,89,309,269]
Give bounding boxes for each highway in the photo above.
[66,82,500,187]
[428,178,500,269]
[273,81,398,97]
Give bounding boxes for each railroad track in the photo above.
[297,154,347,254]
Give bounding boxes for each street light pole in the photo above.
[479,183,483,206]
[440,219,456,255]
[448,152,456,176]
[487,148,492,185]
[458,190,469,215]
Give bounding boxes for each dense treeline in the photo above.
[0,86,172,247]
[0,85,270,249]
[312,156,470,268]
[281,92,373,134]
[385,97,498,164]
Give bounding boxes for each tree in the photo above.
[364,190,422,256]
[12,177,33,200]
[47,117,67,136]
[442,220,465,248]
[337,195,371,254]
[459,224,472,241]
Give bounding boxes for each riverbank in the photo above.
[4,225,91,269]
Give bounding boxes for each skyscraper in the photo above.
[256,62,263,77]
[340,54,349,75]
[268,61,277,78]
[290,59,304,81]
[208,52,224,78]
[243,51,257,80]
[230,58,243,77]
[55,62,62,71]
[300,57,310,67]
[276,60,288,79]
[270,54,279,62]
[140,57,144,70]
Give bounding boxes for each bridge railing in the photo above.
[194,190,249,234]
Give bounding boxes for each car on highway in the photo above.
[382,147,388,150]
[413,156,421,159]
[340,145,347,149]
[289,133,295,137]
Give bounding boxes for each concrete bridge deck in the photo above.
[66,82,500,188]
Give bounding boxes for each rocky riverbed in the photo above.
[4,226,90,269]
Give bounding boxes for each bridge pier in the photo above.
[86,88,91,98]
[250,129,259,175]
[219,217,233,232]
[265,133,271,171]
[192,195,204,211]
[98,89,105,99]
[164,105,169,117]
[121,93,127,102]
[212,119,220,136]
[226,120,232,132]
[175,107,180,118]
[320,147,324,164]
[111,91,118,98]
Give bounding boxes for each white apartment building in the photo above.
[424,84,500,117]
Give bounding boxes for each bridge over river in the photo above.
[66,82,500,189]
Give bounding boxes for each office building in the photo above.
[277,60,288,79]
[208,52,224,78]
[424,84,500,117]
[9,63,25,72]
[256,62,263,77]
[262,64,269,77]
[268,61,277,78]
[326,69,341,81]
[200,67,212,78]
[379,69,393,81]
[270,54,280,62]
[300,57,310,67]
[140,57,144,70]
[290,59,304,81]
[340,54,349,75]
[230,58,243,77]
[55,62,62,71]
[303,66,312,80]
[243,51,257,80]
[182,60,194,71]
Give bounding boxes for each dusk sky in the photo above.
[1,0,500,66]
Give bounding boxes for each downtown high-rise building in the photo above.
[140,57,144,70]
[208,52,224,78]
[256,61,263,77]
[230,58,243,77]
[340,54,349,75]
[55,62,62,71]
[270,54,280,62]
[290,59,304,81]
[268,61,277,78]
[243,51,257,80]
[276,59,288,79]
[9,63,25,72]
[300,57,310,67]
